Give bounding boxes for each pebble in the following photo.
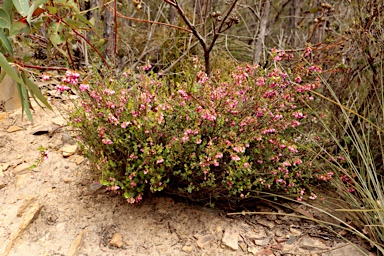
[0,112,9,122]
[110,233,123,248]
[196,234,214,249]
[222,230,239,251]
[52,116,67,126]
[289,227,302,236]
[6,126,23,133]
[0,176,7,189]
[258,219,274,229]
[61,144,78,157]
[299,237,327,250]
[68,230,85,256]
[182,245,193,252]
[254,237,270,246]
[75,156,84,165]
[12,163,31,175]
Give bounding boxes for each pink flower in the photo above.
[142,63,152,71]
[156,158,164,164]
[79,84,89,91]
[196,139,202,144]
[231,154,241,161]
[288,145,298,153]
[130,181,136,187]
[42,75,50,81]
[295,75,302,83]
[244,162,250,168]
[309,193,317,200]
[102,138,112,145]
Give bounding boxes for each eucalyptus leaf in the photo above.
[0,30,13,54]
[0,9,11,29]
[20,82,33,122]
[22,70,52,111]
[10,21,29,36]
[0,52,24,84]
[3,0,13,12]
[27,0,47,24]
[13,0,30,17]
[48,22,66,45]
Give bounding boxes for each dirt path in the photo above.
[0,99,368,256]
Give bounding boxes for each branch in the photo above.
[14,61,68,71]
[164,0,207,51]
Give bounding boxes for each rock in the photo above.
[254,237,270,246]
[299,237,327,250]
[196,234,214,249]
[182,245,193,252]
[12,163,31,175]
[216,225,223,233]
[248,247,259,255]
[110,233,123,248]
[85,182,104,195]
[68,230,85,256]
[258,219,274,229]
[61,133,76,145]
[286,235,296,245]
[271,243,283,250]
[222,230,239,251]
[3,201,42,256]
[274,229,284,237]
[75,156,84,165]
[239,242,247,251]
[289,227,302,236]
[7,126,23,133]
[17,196,37,217]
[52,116,67,126]
[61,144,78,157]
[0,112,9,122]
[56,222,66,233]
[0,163,10,174]
[0,176,7,189]
[330,243,367,256]
[258,247,274,256]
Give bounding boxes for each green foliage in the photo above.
[67,55,332,205]
[0,0,93,122]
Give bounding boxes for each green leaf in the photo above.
[0,52,23,84]
[13,0,30,16]
[309,7,319,13]
[48,22,66,45]
[3,0,13,13]
[0,70,6,83]
[10,21,29,36]
[27,0,47,24]
[0,30,13,54]
[22,71,52,111]
[20,82,33,122]
[0,9,11,29]
[63,17,90,30]
[46,6,57,15]
[75,13,93,28]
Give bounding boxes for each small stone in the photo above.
[125,240,132,246]
[196,234,214,249]
[75,156,84,165]
[222,230,239,251]
[61,133,76,145]
[239,242,247,251]
[0,176,7,190]
[110,233,123,248]
[330,243,367,256]
[182,245,193,252]
[258,247,274,256]
[286,235,296,245]
[68,230,85,256]
[271,243,283,250]
[258,219,274,229]
[274,229,283,237]
[299,237,327,250]
[56,222,66,233]
[62,177,73,183]
[0,163,10,175]
[85,182,104,195]
[17,196,36,217]
[0,112,9,122]
[216,226,222,233]
[254,237,270,246]
[61,144,78,157]
[248,247,259,255]
[52,116,67,126]
[289,227,302,236]
[12,163,31,175]
[7,126,23,133]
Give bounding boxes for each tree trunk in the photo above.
[253,0,270,65]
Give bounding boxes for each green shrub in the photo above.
[68,56,331,205]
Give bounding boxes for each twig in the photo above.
[14,61,68,71]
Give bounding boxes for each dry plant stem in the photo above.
[110,7,191,33]
[113,0,117,61]
[164,0,239,75]
[62,20,110,69]
[14,61,68,71]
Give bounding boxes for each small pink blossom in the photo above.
[157,158,164,164]
[309,193,317,200]
[42,74,50,81]
[231,154,241,161]
[79,84,89,91]
[102,138,112,145]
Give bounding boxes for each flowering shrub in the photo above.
[68,58,330,204]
